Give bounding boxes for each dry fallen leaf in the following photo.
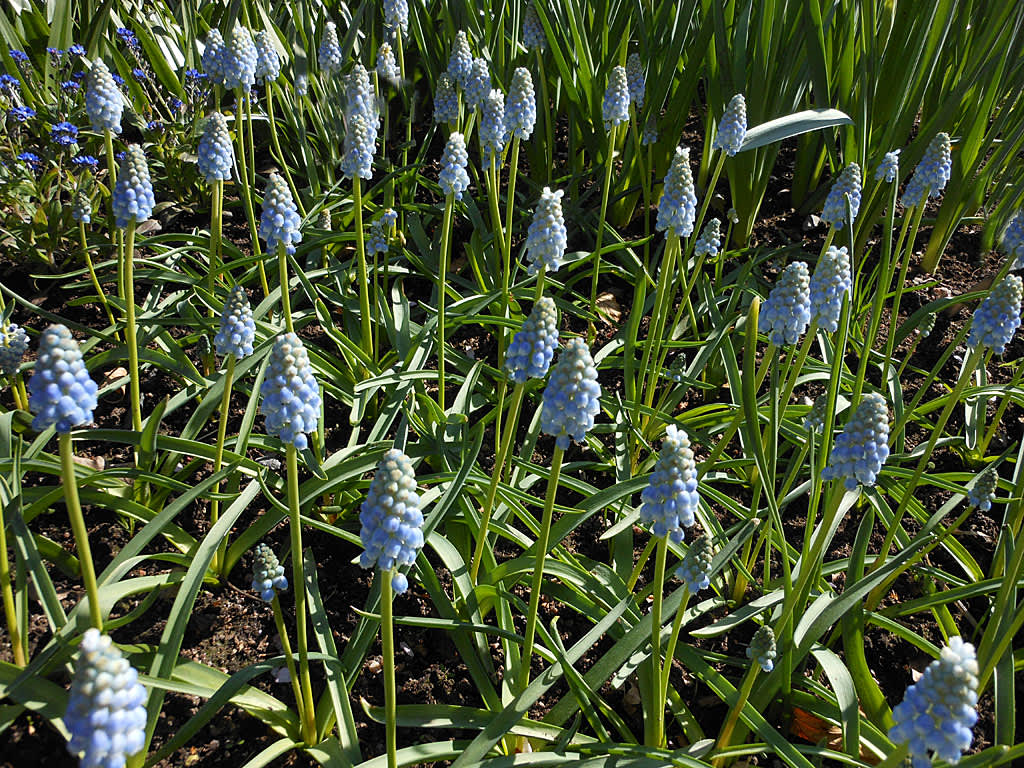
[73,454,105,471]
[101,367,129,397]
[596,291,622,324]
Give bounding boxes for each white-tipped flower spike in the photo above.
[295,74,308,98]
[251,543,288,602]
[341,112,375,180]
[259,173,302,255]
[967,466,998,511]
[376,42,400,84]
[0,322,29,375]
[639,425,700,543]
[197,111,234,183]
[525,187,567,275]
[358,449,424,594]
[902,132,952,208]
[523,3,547,52]
[889,637,978,768]
[625,52,645,109]
[438,132,470,200]
[318,21,343,75]
[602,65,629,131]
[464,57,491,111]
[505,297,559,383]
[447,31,473,88]
[433,73,458,124]
[804,392,828,433]
[713,94,747,157]
[112,145,155,229]
[967,274,1022,355]
[84,59,123,134]
[728,207,740,224]
[917,312,936,339]
[254,30,281,82]
[367,217,390,256]
[695,218,722,258]
[223,26,257,92]
[808,245,852,333]
[505,67,536,141]
[202,29,228,86]
[675,537,713,592]
[259,333,320,450]
[65,629,147,768]
[1001,210,1024,271]
[641,113,658,146]
[345,63,378,124]
[214,285,255,360]
[875,150,900,183]
[72,191,92,225]
[656,146,698,239]
[761,261,812,346]
[747,626,777,672]
[480,89,506,164]
[27,324,98,434]
[383,0,409,37]
[540,339,601,450]
[822,392,890,491]
[821,163,862,230]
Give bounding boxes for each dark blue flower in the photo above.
[71,154,99,169]
[7,105,34,122]
[17,152,42,170]
[0,73,20,93]
[131,67,147,81]
[50,121,79,146]
[117,27,140,51]
[60,80,79,93]
[69,44,86,58]
[8,49,29,63]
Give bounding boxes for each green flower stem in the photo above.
[209,179,223,296]
[590,123,619,318]
[236,93,269,300]
[438,193,455,412]
[626,537,658,593]
[504,137,521,297]
[517,445,564,693]
[381,569,398,768]
[211,355,235,576]
[78,221,115,330]
[648,537,668,747]
[123,220,143,437]
[396,32,411,205]
[277,241,294,335]
[881,203,925,388]
[353,177,373,360]
[61,432,103,630]
[265,84,305,216]
[0,487,26,665]
[286,445,317,746]
[713,661,762,766]
[103,128,119,258]
[245,93,256,189]
[980,358,1024,457]
[537,52,553,183]
[660,585,692,728]
[637,233,680,431]
[270,595,306,725]
[470,381,526,584]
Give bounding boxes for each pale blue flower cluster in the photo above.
[112,145,155,229]
[84,59,123,134]
[439,132,470,200]
[505,67,536,141]
[967,274,1022,355]
[523,4,546,52]
[525,187,567,275]
[367,211,396,256]
[967,466,997,511]
[27,325,97,433]
[0,323,28,375]
[902,132,952,208]
[341,113,375,180]
[345,63,378,127]
[656,146,697,238]
[318,21,343,75]
[448,31,473,88]
[214,285,255,360]
[480,89,506,164]
[433,73,458,124]
[822,392,890,490]
[675,537,713,592]
[383,0,409,37]
[259,333,321,450]
[505,296,559,383]
[695,219,722,258]
[65,629,147,768]
[642,114,658,146]
[808,245,852,333]
[804,393,827,433]
[1001,210,1024,271]
[888,637,978,768]
[197,111,233,183]
[747,625,777,672]
[625,52,645,109]
[602,66,629,131]
[821,163,862,230]
[465,57,491,111]
[358,448,424,594]
[254,30,281,82]
[761,261,811,346]
[259,173,302,255]
[875,150,899,183]
[202,30,228,86]
[251,543,288,602]
[640,425,700,542]
[376,43,400,84]
[223,27,257,92]
[541,339,601,450]
[72,191,92,224]
[713,94,746,156]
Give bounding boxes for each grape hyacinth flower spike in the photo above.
[889,637,978,768]
[254,30,281,82]
[967,274,1022,355]
[112,145,155,229]
[214,286,255,360]
[447,31,473,88]
[505,297,559,383]
[479,89,506,164]
[747,625,777,672]
[804,392,828,433]
[875,150,900,183]
[202,29,228,86]
[525,187,567,277]
[84,59,123,135]
[541,338,601,450]
[676,537,714,593]
[318,21,343,75]
[902,132,952,208]
[640,425,700,542]
[260,173,302,255]
[602,65,629,131]
[65,629,147,768]
[341,113,375,180]
[523,4,546,52]
[1001,210,1024,271]
[761,261,811,346]
[260,333,321,450]
[713,94,747,156]
[433,73,458,124]
[438,132,470,200]
[821,163,862,230]
[695,218,722,258]
[383,0,409,38]
[464,58,491,111]
[251,543,288,601]
[376,43,400,85]
[197,111,233,182]
[505,67,536,141]
[967,466,998,511]
[224,26,257,92]
[27,325,98,433]
[822,392,890,490]
[625,52,645,109]
[808,245,852,333]
[656,146,697,239]
[0,322,28,376]
[358,449,424,593]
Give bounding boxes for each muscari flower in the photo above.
[505,296,559,384]
[625,52,645,109]
[447,31,473,88]
[260,173,302,255]
[251,543,288,601]
[967,274,1022,355]
[0,323,28,375]
[383,0,409,37]
[902,132,952,208]
[72,190,92,224]
[367,219,389,256]
[223,27,257,92]
[713,94,746,157]
[202,29,229,86]
[640,425,700,542]
[259,333,320,450]
[358,449,424,594]
[112,145,155,229]
[464,57,491,111]
[747,625,777,672]
[822,163,862,230]
[822,392,890,490]
[253,30,281,82]
[523,3,547,52]
[433,72,458,124]
[1001,210,1024,271]
[295,74,308,98]
[26,324,98,433]
[84,59,123,134]
[214,285,255,360]
[341,112,374,180]
[318,21,343,75]
[65,628,147,768]
[675,537,713,593]
[438,132,470,200]
[875,150,900,183]
[376,42,400,84]
[917,312,936,339]
[525,187,567,275]
[345,63,378,128]
[657,146,697,238]
[808,245,852,333]
[480,89,506,164]
[695,218,722,258]
[761,261,811,346]
[197,111,233,182]
[804,392,827,433]
[642,114,658,145]
[967,466,997,512]
[888,637,978,768]
[541,338,601,450]
[505,67,536,141]
[602,65,629,131]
